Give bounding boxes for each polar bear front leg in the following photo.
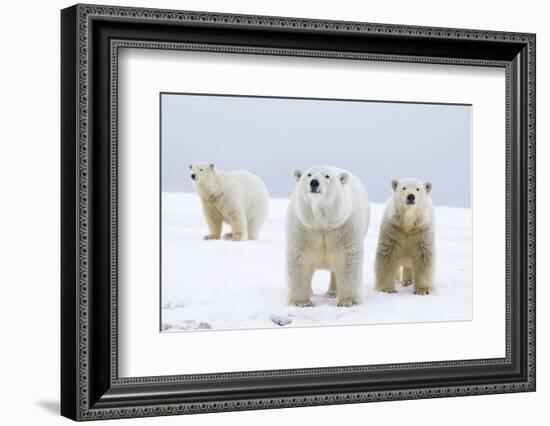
[201,201,222,240]
[412,239,435,295]
[374,253,399,293]
[287,254,314,307]
[335,250,363,307]
[412,264,434,295]
[374,221,402,293]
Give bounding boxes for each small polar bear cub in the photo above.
[189,163,269,241]
[374,178,436,295]
[286,166,370,307]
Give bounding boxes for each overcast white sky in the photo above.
[161,93,471,208]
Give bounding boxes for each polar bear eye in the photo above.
[416,188,420,191]
[325,175,330,179]
[200,168,203,172]
[402,187,406,191]
[307,173,311,177]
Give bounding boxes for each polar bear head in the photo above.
[390,178,432,224]
[188,163,216,185]
[294,166,349,197]
[293,166,352,229]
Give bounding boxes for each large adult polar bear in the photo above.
[286,166,370,307]
[374,178,436,295]
[189,163,269,241]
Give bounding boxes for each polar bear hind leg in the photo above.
[325,272,338,298]
[247,216,263,240]
[247,197,268,240]
[395,266,402,283]
[402,266,413,287]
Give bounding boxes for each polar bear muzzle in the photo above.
[309,178,320,193]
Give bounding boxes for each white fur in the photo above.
[286,166,370,307]
[374,178,436,295]
[189,163,269,241]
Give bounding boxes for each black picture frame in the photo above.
[61,3,536,421]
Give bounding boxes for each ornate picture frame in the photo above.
[61,3,535,421]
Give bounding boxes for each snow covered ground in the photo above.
[161,192,472,332]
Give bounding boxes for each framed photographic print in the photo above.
[61,3,536,421]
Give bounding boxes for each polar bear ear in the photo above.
[293,169,302,182]
[425,182,432,193]
[391,179,399,191]
[209,163,215,170]
[339,172,349,185]
[188,164,193,170]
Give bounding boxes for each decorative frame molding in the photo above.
[61,3,535,421]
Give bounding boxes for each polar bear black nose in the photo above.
[191,174,196,180]
[406,194,415,203]
[310,179,320,189]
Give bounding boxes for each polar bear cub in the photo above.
[189,163,269,241]
[374,178,436,295]
[286,166,370,307]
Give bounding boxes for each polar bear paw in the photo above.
[289,300,313,307]
[414,288,432,295]
[223,232,245,241]
[203,234,220,240]
[377,288,397,294]
[402,279,413,287]
[337,297,360,307]
[325,289,338,298]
